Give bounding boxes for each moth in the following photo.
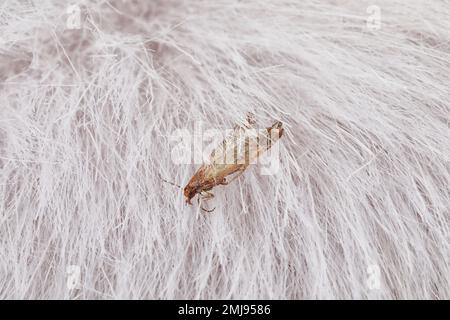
[183,114,284,212]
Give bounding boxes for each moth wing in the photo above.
[244,121,284,164]
[208,120,255,165]
[207,117,283,166]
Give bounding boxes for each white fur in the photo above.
[0,0,448,299]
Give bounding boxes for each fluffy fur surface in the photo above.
[0,0,449,299]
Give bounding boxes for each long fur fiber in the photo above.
[0,0,449,299]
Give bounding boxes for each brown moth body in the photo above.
[183,117,284,208]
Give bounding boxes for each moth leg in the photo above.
[200,206,216,213]
[200,191,215,200]
[198,191,215,212]
[198,192,215,212]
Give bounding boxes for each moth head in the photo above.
[183,184,198,205]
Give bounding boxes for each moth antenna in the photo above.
[159,174,182,189]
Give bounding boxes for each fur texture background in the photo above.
[0,0,449,299]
